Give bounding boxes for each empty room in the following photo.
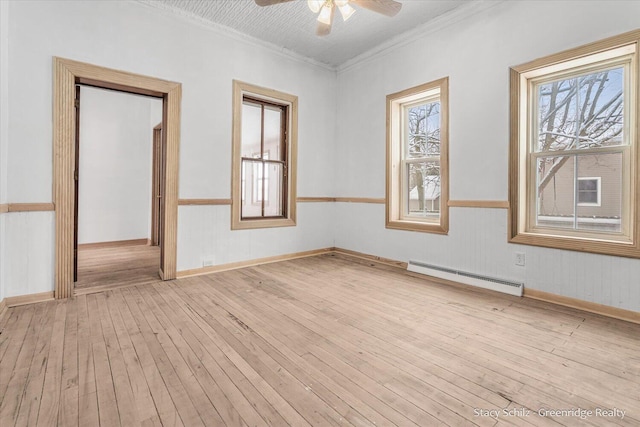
[0,1,639,426]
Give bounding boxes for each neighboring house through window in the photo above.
[386,77,449,233]
[232,81,297,229]
[509,30,640,257]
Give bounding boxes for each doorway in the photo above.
[53,57,182,299]
[73,85,163,290]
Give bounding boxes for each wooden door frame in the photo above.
[53,57,181,298]
[151,123,163,246]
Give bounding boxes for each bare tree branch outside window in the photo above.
[407,101,441,214]
[536,68,624,193]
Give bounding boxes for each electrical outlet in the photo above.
[203,259,214,267]
[515,252,525,267]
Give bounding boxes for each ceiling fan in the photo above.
[255,0,402,36]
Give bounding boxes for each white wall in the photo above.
[2,0,336,297]
[0,0,9,301]
[334,0,640,312]
[78,86,161,244]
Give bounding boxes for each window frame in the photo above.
[386,77,449,234]
[231,80,297,230]
[509,30,640,258]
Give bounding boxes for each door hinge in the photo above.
[74,99,80,108]
[74,170,79,181]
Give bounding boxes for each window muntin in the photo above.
[509,30,640,258]
[232,81,297,230]
[386,78,449,234]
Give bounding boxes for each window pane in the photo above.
[536,153,622,232]
[264,105,284,161]
[242,102,262,158]
[576,154,621,232]
[264,162,284,217]
[536,67,624,153]
[406,161,441,218]
[406,101,440,158]
[241,159,262,218]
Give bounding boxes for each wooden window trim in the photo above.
[509,29,640,259]
[386,77,449,234]
[231,80,297,230]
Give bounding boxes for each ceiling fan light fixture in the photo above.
[338,3,355,21]
[317,4,333,25]
[307,0,324,14]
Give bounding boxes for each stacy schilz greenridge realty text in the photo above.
[474,407,626,420]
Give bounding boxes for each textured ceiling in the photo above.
[140,0,472,68]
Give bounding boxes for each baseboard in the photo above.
[176,247,334,278]
[0,298,8,321]
[5,291,55,308]
[78,238,150,249]
[524,288,640,325]
[332,247,408,269]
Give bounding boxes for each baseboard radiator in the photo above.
[407,260,524,297]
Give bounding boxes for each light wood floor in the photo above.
[1,253,639,426]
[75,244,160,291]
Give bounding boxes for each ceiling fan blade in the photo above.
[350,0,402,17]
[254,0,295,6]
[316,5,335,36]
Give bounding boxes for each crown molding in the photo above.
[134,0,336,73]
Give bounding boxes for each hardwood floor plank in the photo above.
[58,297,79,427]
[120,287,205,427]
[75,244,159,290]
[76,295,99,427]
[36,301,68,426]
[110,290,184,427]
[1,253,638,426]
[13,302,58,427]
[153,281,289,427]
[169,279,377,427]
[0,304,47,426]
[104,289,163,426]
[227,265,520,409]
[96,292,140,427]
[0,305,36,398]
[160,280,314,427]
[133,284,242,426]
[86,294,121,427]
[189,273,427,427]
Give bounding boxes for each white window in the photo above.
[387,78,449,233]
[509,30,640,257]
[577,177,601,206]
[232,81,297,230]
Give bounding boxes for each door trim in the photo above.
[53,57,182,299]
[151,123,163,246]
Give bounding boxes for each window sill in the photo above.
[509,232,640,259]
[231,217,296,230]
[386,219,448,234]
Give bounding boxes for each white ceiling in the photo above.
[140,0,473,68]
